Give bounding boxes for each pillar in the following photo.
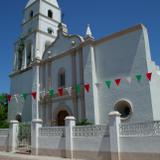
[9,120,19,152]
[65,116,76,159]
[109,111,121,160]
[31,119,43,155]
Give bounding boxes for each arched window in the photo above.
[48,10,53,18]
[58,68,65,87]
[30,10,34,19]
[27,43,32,65]
[47,28,53,35]
[18,52,23,70]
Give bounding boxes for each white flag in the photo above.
[125,76,132,84]
[14,94,18,103]
[65,87,72,96]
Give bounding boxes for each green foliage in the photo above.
[76,119,92,126]
[18,123,31,140]
[0,93,9,128]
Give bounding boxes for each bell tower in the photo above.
[13,0,61,71]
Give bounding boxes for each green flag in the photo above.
[49,89,54,97]
[22,93,27,100]
[76,84,81,93]
[105,81,112,89]
[136,75,142,82]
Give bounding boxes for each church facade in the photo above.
[8,0,160,126]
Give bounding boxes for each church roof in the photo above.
[25,0,59,8]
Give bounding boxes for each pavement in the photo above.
[0,152,81,160]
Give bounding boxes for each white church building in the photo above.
[8,0,160,126]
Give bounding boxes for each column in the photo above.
[31,119,43,155]
[65,116,76,159]
[8,120,19,152]
[32,58,41,120]
[109,111,121,160]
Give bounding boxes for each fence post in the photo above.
[65,116,75,159]
[31,119,43,155]
[109,111,121,160]
[8,120,19,152]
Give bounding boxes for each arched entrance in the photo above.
[57,110,69,126]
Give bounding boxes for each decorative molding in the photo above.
[120,121,160,137]
[73,125,109,137]
[0,129,9,137]
[39,127,65,137]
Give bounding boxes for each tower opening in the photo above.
[48,10,53,18]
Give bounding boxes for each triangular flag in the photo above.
[49,89,54,97]
[115,79,121,86]
[84,84,90,92]
[14,94,18,103]
[22,93,27,100]
[125,77,132,84]
[136,75,142,82]
[40,90,45,98]
[105,81,112,89]
[32,92,37,100]
[7,95,12,102]
[58,88,63,96]
[76,84,81,93]
[65,87,72,96]
[146,72,152,81]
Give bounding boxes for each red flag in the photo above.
[115,79,121,86]
[84,84,90,92]
[58,88,63,96]
[7,95,12,102]
[32,92,37,100]
[146,72,152,81]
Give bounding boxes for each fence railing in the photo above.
[39,127,65,137]
[73,125,109,137]
[120,121,160,137]
[0,129,9,137]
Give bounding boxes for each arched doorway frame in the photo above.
[52,105,73,126]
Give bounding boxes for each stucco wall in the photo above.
[120,136,160,160]
[94,27,153,124]
[8,69,32,122]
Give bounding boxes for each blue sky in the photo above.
[0,0,160,93]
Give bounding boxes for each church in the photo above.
[8,0,160,126]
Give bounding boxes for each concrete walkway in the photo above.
[0,152,82,160]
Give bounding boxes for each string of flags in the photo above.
[104,72,152,89]
[6,83,90,103]
[3,72,153,103]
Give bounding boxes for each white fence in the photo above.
[38,125,110,160]
[39,127,65,137]
[120,121,160,137]
[0,129,9,151]
[2,115,160,160]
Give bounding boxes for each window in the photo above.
[48,10,53,18]
[27,43,32,65]
[58,68,65,87]
[30,10,34,19]
[18,52,23,70]
[47,28,53,34]
[114,100,132,120]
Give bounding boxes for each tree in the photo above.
[0,94,9,128]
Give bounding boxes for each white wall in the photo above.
[94,26,153,124]
[9,69,32,122]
